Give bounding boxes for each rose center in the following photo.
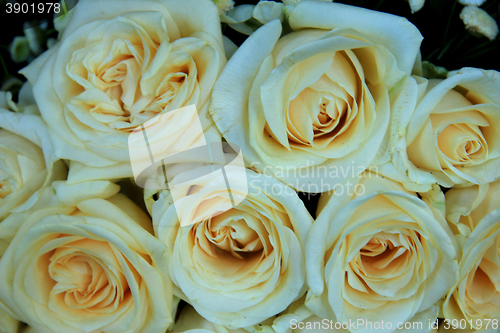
[284,50,359,149]
[48,240,131,313]
[437,123,488,165]
[196,212,267,260]
[352,231,416,278]
[0,178,13,199]
[67,36,195,131]
[314,98,336,129]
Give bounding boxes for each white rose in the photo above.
[0,180,173,333]
[378,68,500,191]
[152,168,312,327]
[0,82,67,223]
[0,128,66,221]
[20,0,226,183]
[442,180,500,328]
[0,82,60,167]
[306,173,458,332]
[0,129,44,220]
[210,1,422,192]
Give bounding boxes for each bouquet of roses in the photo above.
[0,0,499,332]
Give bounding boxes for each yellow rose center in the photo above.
[65,16,203,131]
[285,50,361,149]
[352,231,417,280]
[0,131,46,204]
[194,211,268,260]
[437,123,488,165]
[429,88,490,169]
[343,226,427,302]
[47,236,136,315]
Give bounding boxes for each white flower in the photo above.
[20,0,226,183]
[306,173,458,332]
[211,1,422,192]
[0,84,67,221]
[0,180,174,333]
[443,180,500,327]
[153,168,312,327]
[378,68,500,191]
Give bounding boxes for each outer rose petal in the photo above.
[153,168,312,328]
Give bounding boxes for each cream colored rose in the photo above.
[0,129,44,221]
[442,180,500,328]
[210,1,423,192]
[306,173,458,332]
[0,82,67,221]
[20,0,226,183]
[152,168,312,327]
[0,129,66,221]
[0,82,60,167]
[0,180,173,333]
[379,68,500,191]
[445,180,500,245]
